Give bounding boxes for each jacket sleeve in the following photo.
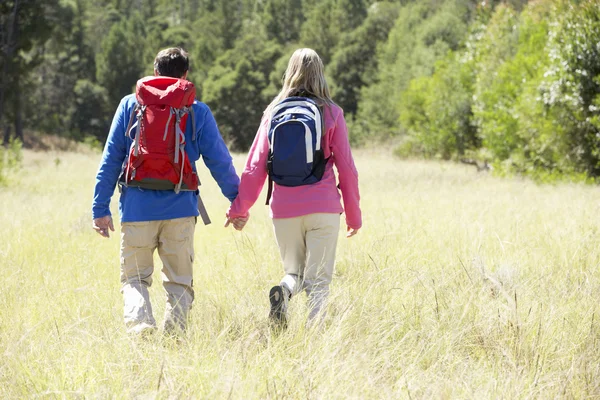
[227,117,269,219]
[92,98,129,219]
[197,106,240,202]
[331,109,362,230]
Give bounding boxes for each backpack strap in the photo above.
[125,104,139,138]
[124,105,143,182]
[319,104,325,142]
[197,189,211,225]
[132,106,146,157]
[174,109,182,165]
[173,108,187,193]
[163,108,174,141]
[265,175,273,205]
[190,107,197,141]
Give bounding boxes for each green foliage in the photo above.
[68,80,110,140]
[0,0,64,141]
[391,0,600,181]
[356,0,475,141]
[203,24,283,149]
[399,52,477,159]
[96,14,146,107]
[502,4,568,175]
[539,0,600,176]
[27,0,97,137]
[82,134,103,150]
[5,138,23,168]
[1,0,599,181]
[329,2,401,116]
[471,4,522,161]
[82,2,122,57]
[299,0,341,63]
[213,0,245,50]
[263,49,296,103]
[263,0,304,44]
[0,139,23,185]
[467,0,600,178]
[299,0,367,63]
[187,9,231,94]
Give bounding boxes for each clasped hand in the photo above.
[224,215,249,231]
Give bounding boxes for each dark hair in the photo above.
[153,48,189,78]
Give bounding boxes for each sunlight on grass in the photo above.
[0,148,599,398]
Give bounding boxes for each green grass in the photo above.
[1,148,599,398]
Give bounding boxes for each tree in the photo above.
[399,52,477,159]
[471,4,521,161]
[96,13,146,109]
[299,0,367,63]
[1,0,62,144]
[203,24,283,150]
[541,0,600,176]
[329,2,400,116]
[28,0,99,139]
[263,0,304,44]
[68,80,110,140]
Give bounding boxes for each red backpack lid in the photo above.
[136,76,196,108]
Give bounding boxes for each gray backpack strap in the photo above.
[163,108,174,141]
[132,106,145,157]
[190,106,197,141]
[125,104,139,138]
[174,110,184,193]
[197,190,211,225]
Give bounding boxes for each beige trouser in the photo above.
[272,213,340,320]
[120,216,195,332]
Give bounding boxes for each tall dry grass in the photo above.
[0,148,599,398]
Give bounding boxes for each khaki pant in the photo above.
[120,217,195,333]
[272,213,340,320]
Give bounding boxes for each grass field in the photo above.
[1,147,599,399]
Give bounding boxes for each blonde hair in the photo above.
[268,48,333,112]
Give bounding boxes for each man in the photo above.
[92,48,240,335]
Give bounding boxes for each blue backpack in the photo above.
[265,96,328,203]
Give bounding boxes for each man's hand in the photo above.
[93,216,115,238]
[346,226,359,238]
[224,214,250,231]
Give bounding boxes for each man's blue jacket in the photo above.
[92,94,240,222]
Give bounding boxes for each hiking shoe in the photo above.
[126,321,157,338]
[269,285,288,328]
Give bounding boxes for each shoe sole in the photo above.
[269,286,287,327]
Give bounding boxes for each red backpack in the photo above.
[120,76,199,193]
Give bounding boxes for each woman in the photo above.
[226,48,362,326]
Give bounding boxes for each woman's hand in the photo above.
[346,226,359,238]
[224,214,250,231]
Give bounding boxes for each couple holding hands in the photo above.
[92,47,361,336]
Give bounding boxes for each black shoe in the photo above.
[269,285,288,328]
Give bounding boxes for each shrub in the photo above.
[0,139,23,185]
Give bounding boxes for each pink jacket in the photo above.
[227,102,362,230]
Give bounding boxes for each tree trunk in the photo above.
[0,63,6,146]
[3,126,11,145]
[1,0,20,145]
[11,0,22,142]
[14,77,23,142]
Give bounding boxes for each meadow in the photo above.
[1,146,599,399]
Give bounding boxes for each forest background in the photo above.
[0,0,599,181]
